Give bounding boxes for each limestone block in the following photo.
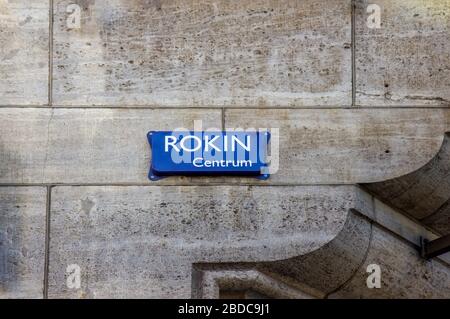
[422,204,450,235]
[46,185,450,298]
[0,187,46,299]
[1,108,450,184]
[0,0,49,105]
[259,210,372,295]
[195,211,450,299]
[225,108,450,184]
[364,133,450,235]
[356,0,450,106]
[0,108,221,184]
[48,185,356,298]
[329,225,450,298]
[53,0,351,106]
[192,267,315,299]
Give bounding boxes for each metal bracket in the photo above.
[420,234,450,259]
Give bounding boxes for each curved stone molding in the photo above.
[225,108,450,185]
[1,108,449,185]
[47,184,450,298]
[48,185,362,298]
[192,266,314,299]
[257,210,372,295]
[194,210,450,299]
[192,210,373,298]
[329,225,450,299]
[363,132,450,235]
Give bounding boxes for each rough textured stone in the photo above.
[0,187,46,299]
[0,108,221,184]
[192,267,314,299]
[1,108,450,185]
[329,225,450,298]
[48,185,356,298]
[259,210,372,295]
[422,203,450,235]
[196,208,450,299]
[53,0,351,106]
[356,0,450,106]
[50,185,450,299]
[225,108,450,184]
[2,0,450,300]
[364,133,450,235]
[356,188,450,265]
[0,0,49,105]
[371,198,438,246]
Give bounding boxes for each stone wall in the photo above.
[0,0,449,298]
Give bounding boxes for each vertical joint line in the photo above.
[351,0,356,106]
[43,185,52,299]
[48,0,54,106]
[221,107,225,131]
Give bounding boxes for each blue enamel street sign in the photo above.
[148,131,270,181]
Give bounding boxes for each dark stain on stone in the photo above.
[80,198,96,215]
[144,0,162,10]
[18,16,32,26]
[74,0,94,11]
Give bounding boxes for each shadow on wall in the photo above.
[363,132,450,235]
[191,210,372,299]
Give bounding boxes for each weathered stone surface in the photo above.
[0,187,46,299]
[422,203,450,235]
[53,0,351,106]
[259,210,372,295]
[196,203,450,298]
[48,185,356,298]
[329,225,450,298]
[1,108,450,184]
[192,266,315,299]
[225,108,450,184]
[1,0,449,301]
[371,198,438,247]
[356,187,450,264]
[356,0,450,106]
[364,133,450,235]
[0,108,221,184]
[0,0,49,105]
